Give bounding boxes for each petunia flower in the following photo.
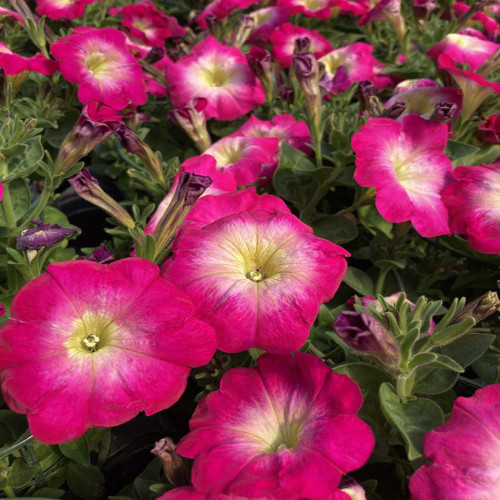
[452,2,500,38]
[358,0,406,43]
[351,114,453,237]
[161,199,349,353]
[269,23,332,68]
[0,258,216,444]
[409,384,500,500]
[331,0,371,16]
[247,7,288,43]
[203,136,279,186]
[0,42,58,76]
[35,0,98,20]
[0,6,24,24]
[442,161,500,254]
[196,0,259,29]
[277,0,334,19]
[478,114,500,143]
[176,353,374,498]
[165,37,265,121]
[50,27,148,110]
[109,0,185,47]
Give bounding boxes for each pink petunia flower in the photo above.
[35,0,97,20]
[145,155,237,236]
[331,0,371,16]
[247,7,289,43]
[270,23,332,68]
[166,37,265,121]
[161,194,349,353]
[0,42,58,76]
[203,136,279,186]
[176,353,374,498]
[0,258,216,444]
[452,2,500,38]
[109,0,185,47]
[319,42,391,91]
[478,114,500,144]
[277,0,333,19]
[409,384,500,500]
[351,114,453,237]
[50,27,148,110]
[427,34,500,71]
[442,161,500,254]
[196,0,259,29]
[0,6,24,24]
[358,0,406,42]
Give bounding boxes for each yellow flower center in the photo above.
[66,311,118,355]
[85,51,110,78]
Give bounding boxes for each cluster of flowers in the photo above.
[1,0,500,498]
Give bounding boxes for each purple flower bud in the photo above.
[144,46,165,64]
[77,245,114,263]
[233,14,255,48]
[247,46,272,79]
[69,169,135,229]
[293,53,322,126]
[151,438,191,487]
[334,296,401,366]
[169,98,211,152]
[293,37,311,55]
[204,14,219,36]
[383,100,406,119]
[17,220,77,250]
[279,86,294,103]
[433,100,458,123]
[413,0,436,21]
[358,80,375,110]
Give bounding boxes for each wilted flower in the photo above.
[162,194,349,353]
[17,220,77,250]
[270,23,332,68]
[432,101,459,123]
[352,114,453,237]
[169,98,211,152]
[0,258,216,444]
[478,114,500,143]
[51,27,148,110]
[410,384,500,500]
[442,161,500,254]
[176,353,374,498]
[165,37,265,121]
[69,169,136,229]
[451,291,500,325]
[151,437,191,487]
[232,15,255,48]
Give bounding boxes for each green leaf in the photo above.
[379,383,444,461]
[457,144,500,167]
[413,367,459,395]
[59,435,90,467]
[408,352,438,370]
[431,317,476,345]
[0,179,31,226]
[445,140,480,164]
[66,462,105,500]
[357,205,393,237]
[426,354,464,373]
[7,458,40,488]
[33,488,65,498]
[440,333,495,368]
[312,215,358,244]
[342,267,374,295]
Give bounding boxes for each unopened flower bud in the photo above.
[169,98,211,152]
[144,46,165,64]
[204,14,220,37]
[233,14,255,48]
[383,100,406,119]
[54,102,122,175]
[413,0,436,23]
[115,124,166,187]
[153,172,212,260]
[334,296,401,366]
[69,169,135,229]
[17,219,77,250]
[293,36,311,55]
[77,245,113,263]
[451,291,500,325]
[280,86,294,103]
[432,100,458,123]
[247,46,273,102]
[358,80,375,110]
[293,52,322,128]
[151,438,191,487]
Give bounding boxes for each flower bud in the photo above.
[433,100,458,123]
[169,98,211,152]
[144,46,165,64]
[320,65,350,95]
[293,52,322,129]
[115,124,166,187]
[77,245,113,263]
[279,86,294,104]
[151,438,191,487]
[153,172,212,259]
[383,100,406,119]
[334,296,401,366]
[17,219,77,250]
[54,102,122,175]
[293,36,311,55]
[413,0,436,23]
[358,80,375,110]
[233,14,255,48]
[69,169,135,229]
[451,291,500,325]
[204,14,220,37]
[478,114,500,144]
[247,46,273,102]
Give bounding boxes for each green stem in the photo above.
[1,183,17,231]
[375,267,391,296]
[3,486,15,498]
[18,186,54,230]
[396,374,408,403]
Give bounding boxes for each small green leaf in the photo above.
[431,317,476,345]
[445,140,480,164]
[66,462,105,500]
[413,367,459,395]
[7,459,40,488]
[59,435,90,467]
[379,383,444,461]
[33,488,65,498]
[0,179,31,226]
[312,215,358,244]
[408,352,438,370]
[343,267,374,296]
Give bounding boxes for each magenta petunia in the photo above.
[442,161,500,254]
[0,258,216,444]
[203,136,280,186]
[161,201,348,353]
[50,27,147,110]
[0,6,24,24]
[332,0,371,16]
[270,23,332,68]
[479,115,500,144]
[247,7,289,43]
[409,384,500,500]
[196,0,259,29]
[352,114,453,237]
[109,0,185,47]
[0,42,58,76]
[277,0,333,19]
[35,0,97,20]
[452,2,500,37]
[166,37,265,121]
[177,353,374,498]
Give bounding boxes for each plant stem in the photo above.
[375,267,391,296]
[18,186,54,230]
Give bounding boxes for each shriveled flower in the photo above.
[109,0,185,46]
[165,37,265,121]
[162,198,348,353]
[17,220,77,250]
[442,161,500,254]
[352,114,453,237]
[277,0,334,19]
[409,384,500,500]
[0,258,216,444]
[51,27,148,110]
[478,114,500,144]
[270,23,332,68]
[35,0,97,20]
[177,353,374,498]
[203,136,279,186]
